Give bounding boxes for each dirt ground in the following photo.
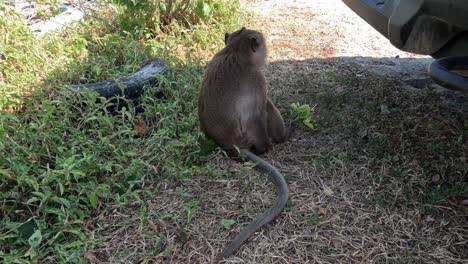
[194,1,467,263]
[89,1,468,263]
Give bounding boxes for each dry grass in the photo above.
[86,0,467,263]
[246,3,337,60]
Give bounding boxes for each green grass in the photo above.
[0,1,245,262]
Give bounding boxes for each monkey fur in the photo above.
[198,27,289,262]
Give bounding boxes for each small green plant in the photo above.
[221,219,236,229]
[289,102,315,129]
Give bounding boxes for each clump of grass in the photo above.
[0,0,245,262]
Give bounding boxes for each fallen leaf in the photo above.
[134,116,149,136]
[84,251,100,263]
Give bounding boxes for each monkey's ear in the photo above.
[224,33,230,45]
[250,37,260,52]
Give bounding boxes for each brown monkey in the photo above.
[198,27,289,262]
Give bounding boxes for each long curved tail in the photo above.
[214,149,289,262]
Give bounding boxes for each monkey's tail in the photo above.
[214,149,289,263]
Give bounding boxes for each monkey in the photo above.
[198,27,289,262]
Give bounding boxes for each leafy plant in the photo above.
[289,102,315,129]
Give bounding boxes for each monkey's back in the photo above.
[198,51,267,152]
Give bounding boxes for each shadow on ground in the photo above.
[75,55,468,263]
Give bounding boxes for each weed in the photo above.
[289,102,315,129]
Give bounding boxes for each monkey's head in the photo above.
[224,27,267,66]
